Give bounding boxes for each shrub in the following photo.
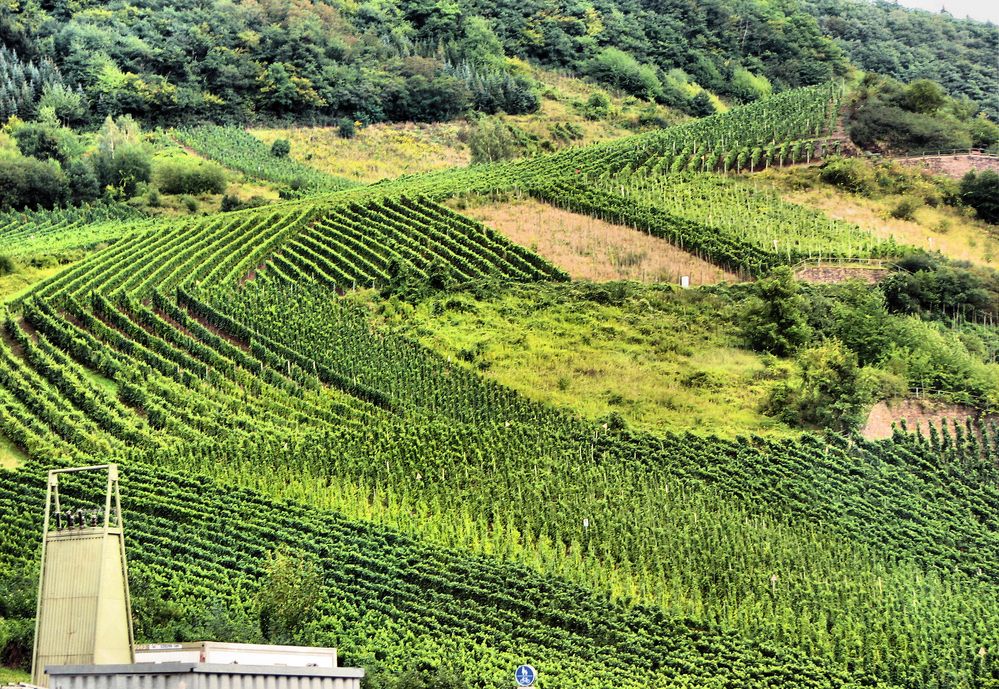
[959,170,999,224]
[337,119,356,139]
[156,159,227,195]
[468,118,520,164]
[11,120,82,165]
[66,159,100,204]
[888,195,923,220]
[182,195,199,212]
[93,146,152,198]
[689,91,715,117]
[0,254,15,276]
[271,139,291,157]
[582,93,610,121]
[585,48,663,102]
[742,266,812,356]
[766,340,872,432]
[819,157,877,196]
[221,194,241,212]
[0,156,68,209]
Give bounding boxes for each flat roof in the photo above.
[46,663,364,679]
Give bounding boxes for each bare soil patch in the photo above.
[461,198,742,285]
[862,398,997,440]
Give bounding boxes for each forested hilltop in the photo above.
[802,0,998,118]
[0,0,994,128]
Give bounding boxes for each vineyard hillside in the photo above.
[0,85,996,689]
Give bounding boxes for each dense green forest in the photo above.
[0,0,994,128]
[802,0,999,117]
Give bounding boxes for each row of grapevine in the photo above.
[26,203,321,300]
[266,196,567,290]
[0,270,995,686]
[0,457,862,688]
[594,172,887,261]
[0,202,145,256]
[175,126,357,193]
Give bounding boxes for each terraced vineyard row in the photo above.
[527,173,888,275]
[0,458,861,689]
[266,196,566,289]
[25,204,315,301]
[0,274,996,686]
[599,174,882,258]
[25,195,562,302]
[0,203,144,256]
[175,126,357,193]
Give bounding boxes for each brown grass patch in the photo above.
[461,198,741,285]
[785,189,999,269]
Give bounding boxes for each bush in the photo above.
[742,267,812,356]
[155,159,227,195]
[0,254,15,276]
[66,159,100,204]
[888,195,923,220]
[585,48,663,101]
[861,367,909,401]
[257,547,322,644]
[93,146,152,198]
[819,157,877,196]
[271,139,291,157]
[221,194,268,212]
[182,195,199,212]
[337,119,356,139]
[767,340,872,432]
[582,93,610,121]
[468,118,521,164]
[11,120,82,165]
[846,76,975,153]
[689,91,715,117]
[0,156,68,209]
[959,170,999,224]
[221,194,241,212]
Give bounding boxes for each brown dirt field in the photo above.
[862,398,997,440]
[462,199,742,285]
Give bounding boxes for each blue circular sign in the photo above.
[515,665,537,686]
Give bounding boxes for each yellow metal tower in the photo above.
[31,464,134,687]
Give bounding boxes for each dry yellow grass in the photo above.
[252,65,684,184]
[253,123,470,183]
[784,188,999,269]
[458,197,741,285]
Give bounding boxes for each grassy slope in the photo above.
[360,283,796,438]
[0,264,72,304]
[0,668,29,683]
[130,138,281,216]
[252,66,683,184]
[753,165,999,268]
